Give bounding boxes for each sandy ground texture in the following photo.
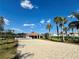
[17,39,79,59]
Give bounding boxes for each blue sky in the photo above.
[0,0,79,33]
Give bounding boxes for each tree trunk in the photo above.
[48,29,51,39]
[71,28,75,37]
[72,28,74,34]
[62,26,65,42]
[56,24,59,36]
[77,29,79,36]
[65,31,67,36]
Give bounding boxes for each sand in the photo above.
[17,39,79,59]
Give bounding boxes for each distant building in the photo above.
[15,32,43,39]
[15,33,26,38]
[69,33,79,37]
[51,34,58,36]
[28,32,43,39]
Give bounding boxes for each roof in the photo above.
[29,32,39,36]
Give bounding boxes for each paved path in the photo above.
[17,39,79,59]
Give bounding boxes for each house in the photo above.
[28,32,43,39]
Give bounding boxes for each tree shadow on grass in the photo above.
[0,40,18,59]
[12,50,34,59]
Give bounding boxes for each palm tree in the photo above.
[72,21,79,35]
[76,24,79,35]
[71,12,79,36]
[54,16,61,36]
[0,16,4,31]
[59,17,67,42]
[46,23,52,33]
[69,23,75,34]
[72,12,79,20]
[69,21,79,40]
[0,16,4,48]
[63,27,68,36]
[0,16,5,39]
[46,23,52,39]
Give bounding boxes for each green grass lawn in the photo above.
[0,39,18,59]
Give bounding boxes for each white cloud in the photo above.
[40,18,51,24]
[68,15,75,18]
[11,28,23,33]
[40,20,45,24]
[20,0,38,9]
[23,24,35,26]
[4,18,10,25]
[46,19,51,23]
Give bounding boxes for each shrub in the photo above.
[51,36,79,43]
